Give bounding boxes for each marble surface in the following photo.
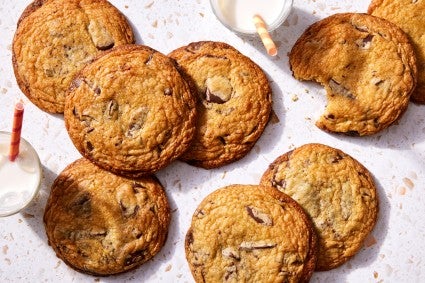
[1,0,425,282]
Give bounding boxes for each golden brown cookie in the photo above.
[43,158,171,276]
[64,44,197,177]
[185,184,317,283]
[261,143,378,270]
[368,0,425,104]
[289,13,417,136]
[12,0,135,113]
[169,41,272,168]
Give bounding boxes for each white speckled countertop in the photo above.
[1,0,425,282]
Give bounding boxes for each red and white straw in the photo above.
[8,100,24,162]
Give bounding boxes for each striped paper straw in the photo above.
[9,100,24,162]
[253,14,278,56]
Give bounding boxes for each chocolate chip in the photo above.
[70,193,91,217]
[186,42,202,53]
[218,136,227,145]
[222,247,241,261]
[328,79,355,99]
[72,107,79,117]
[272,178,286,190]
[105,99,119,120]
[346,130,360,136]
[71,78,83,89]
[246,206,273,226]
[164,88,173,96]
[356,34,374,50]
[93,86,101,95]
[88,20,115,51]
[132,182,146,192]
[186,230,194,245]
[239,241,276,250]
[352,24,369,33]
[126,107,149,137]
[124,249,146,266]
[331,153,344,163]
[205,88,226,104]
[145,53,154,65]
[96,42,114,51]
[224,264,237,281]
[86,141,94,152]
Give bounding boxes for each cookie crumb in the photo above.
[403,177,414,189]
[398,186,407,195]
[291,94,299,102]
[165,264,172,272]
[364,234,377,247]
[22,213,34,219]
[144,1,154,8]
[2,245,8,255]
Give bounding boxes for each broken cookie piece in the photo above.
[289,13,417,136]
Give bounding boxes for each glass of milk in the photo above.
[210,0,293,35]
[0,131,42,217]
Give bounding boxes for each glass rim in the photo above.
[209,0,294,36]
[0,131,42,217]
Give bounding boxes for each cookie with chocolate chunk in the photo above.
[169,41,272,168]
[185,184,317,282]
[289,13,417,136]
[44,158,171,276]
[64,44,197,177]
[261,143,378,270]
[368,0,425,104]
[12,0,135,113]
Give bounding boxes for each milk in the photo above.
[211,0,293,34]
[0,132,41,216]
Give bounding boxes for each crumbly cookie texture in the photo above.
[368,0,425,104]
[289,13,417,136]
[169,41,272,168]
[185,184,317,283]
[261,143,378,270]
[64,44,197,177]
[12,0,135,113]
[43,158,171,276]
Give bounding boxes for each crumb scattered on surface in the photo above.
[144,1,154,8]
[22,213,34,219]
[403,177,414,189]
[364,234,377,247]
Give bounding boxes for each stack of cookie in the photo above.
[12,0,273,276]
[185,143,379,281]
[12,0,176,276]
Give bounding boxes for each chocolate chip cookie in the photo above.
[43,158,171,276]
[169,41,272,168]
[289,13,417,136]
[368,0,425,104]
[12,0,135,113]
[64,44,197,177]
[261,143,378,270]
[185,184,317,282]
